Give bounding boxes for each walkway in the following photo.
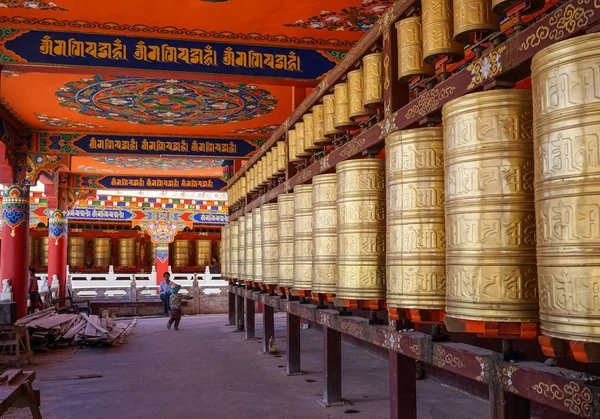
[5,314,488,419]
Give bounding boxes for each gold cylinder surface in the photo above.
[277,141,286,173]
[117,238,136,267]
[230,220,239,279]
[333,83,355,130]
[386,129,446,310]
[245,214,254,281]
[362,52,384,108]
[215,240,221,266]
[238,216,246,281]
[337,159,386,300]
[261,203,279,285]
[532,34,600,343]
[312,105,328,145]
[293,185,313,292]
[221,226,228,276]
[195,240,212,267]
[266,152,274,180]
[442,90,537,324]
[323,94,342,137]
[295,121,310,158]
[253,209,263,283]
[40,237,49,267]
[93,238,111,267]
[422,0,464,63]
[453,0,499,44]
[147,242,156,266]
[171,240,190,267]
[348,69,375,120]
[29,237,39,267]
[278,194,295,288]
[288,129,301,163]
[312,174,338,294]
[303,113,319,151]
[396,17,434,81]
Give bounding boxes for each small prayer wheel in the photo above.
[422,0,464,63]
[261,203,279,285]
[303,113,319,151]
[312,104,328,145]
[293,185,313,292]
[270,149,278,179]
[333,83,356,130]
[266,151,274,180]
[453,0,499,44]
[252,208,262,283]
[312,174,338,295]
[323,94,342,137]
[278,194,295,288]
[347,69,375,120]
[244,216,253,282]
[237,216,246,281]
[230,220,239,280]
[277,141,286,173]
[288,129,302,163]
[295,121,310,158]
[362,52,384,108]
[396,16,434,82]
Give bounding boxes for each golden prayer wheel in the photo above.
[278,194,295,288]
[492,0,544,16]
[348,69,375,120]
[195,240,212,267]
[40,237,49,267]
[422,0,464,63]
[238,216,246,281]
[442,90,537,324]
[293,185,313,291]
[303,113,319,151]
[253,208,263,283]
[336,159,386,300]
[93,238,111,267]
[453,0,499,44]
[271,149,279,178]
[230,220,239,279]
[277,141,286,173]
[265,152,273,181]
[333,83,356,130]
[396,17,434,82]
[216,239,221,266]
[117,238,136,267]
[221,226,227,276]
[245,214,254,281]
[312,174,338,294]
[147,242,156,264]
[288,129,302,163]
[312,104,328,145]
[29,237,39,267]
[385,129,446,310]
[171,240,190,267]
[323,94,342,137]
[532,34,600,343]
[261,203,279,285]
[295,122,310,158]
[362,52,384,108]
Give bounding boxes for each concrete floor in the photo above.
[5,314,489,419]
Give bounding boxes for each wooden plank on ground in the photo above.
[81,314,108,334]
[15,308,56,326]
[28,314,79,330]
[63,320,86,340]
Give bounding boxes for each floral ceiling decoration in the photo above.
[35,113,105,129]
[56,76,278,127]
[284,0,392,32]
[92,157,224,171]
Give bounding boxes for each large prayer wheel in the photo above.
[453,0,499,44]
[93,238,111,267]
[323,94,342,137]
[278,194,295,288]
[312,174,338,294]
[396,17,434,81]
[422,0,464,63]
[230,220,239,280]
[147,242,156,264]
[171,240,190,267]
[40,237,49,267]
[253,208,262,283]
[245,214,254,282]
[442,90,538,324]
[333,83,355,130]
[532,34,600,343]
[348,69,374,120]
[117,238,136,267]
[195,240,212,267]
[337,159,386,300]
[29,237,39,267]
[362,52,384,108]
[238,216,246,282]
[293,185,313,292]
[386,128,446,310]
[312,104,328,145]
[261,203,279,285]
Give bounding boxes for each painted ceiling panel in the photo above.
[71,156,225,177]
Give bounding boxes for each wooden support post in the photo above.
[319,326,343,407]
[228,291,235,326]
[235,294,244,332]
[489,387,531,419]
[286,313,301,375]
[245,298,255,340]
[383,20,409,117]
[389,350,417,419]
[263,304,274,353]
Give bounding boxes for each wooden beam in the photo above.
[286,313,301,375]
[320,326,343,407]
[245,297,255,340]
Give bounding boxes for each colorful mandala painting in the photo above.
[0,0,67,10]
[284,0,392,32]
[35,113,105,129]
[93,157,224,171]
[56,76,278,126]
[228,124,279,135]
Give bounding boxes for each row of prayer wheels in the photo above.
[224,34,600,351]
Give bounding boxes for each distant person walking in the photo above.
[159,272,172,315]
[167,283,192,330]
[28,268,42,314]
[210,256,220,274]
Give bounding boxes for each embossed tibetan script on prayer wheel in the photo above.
[244,215,254,282]
[347,69,375,120]
[386,128,446,310]
[278,194,295,288]
[452,0,499,44]
[295,121,310,158]
[362,52,384,108]
[421,0,464,63]
[237,216,246,282]
[195,240,212,267]
[293,185,314,292]
[303,113,319,151]
[532,34,600,343]
[395,16,434,82]
[261,203,279,285]
[253,208,262,283]
[442,90,538,324]
[333,83,356,130]
[312,104,328,145]
[312,174,338,295]
[323,94,342,137]
[230,220,239,280]
[277,141,286,173]
[117,238,136,267]
[336,159,386,300]
[288,129,302,163]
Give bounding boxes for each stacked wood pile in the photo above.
[14,308,137,351]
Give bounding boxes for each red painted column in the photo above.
[155,243,169,285]
[47,209,68,299]
[0,184,30,318]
